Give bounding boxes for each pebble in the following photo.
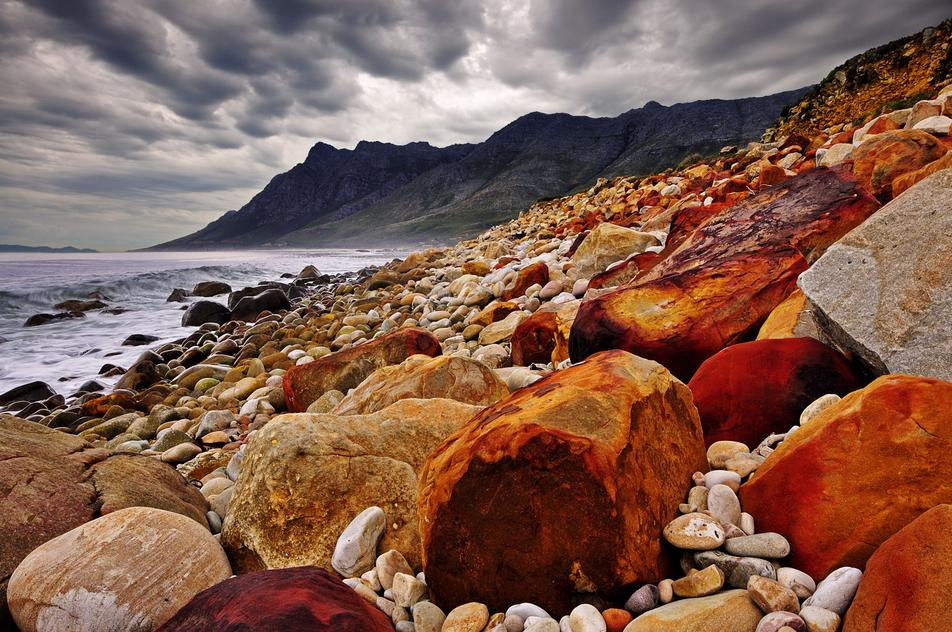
[600,608,631,632]
[663,512,726,550]
[755,611,806,632]
[687,486,709,512]
[361,568,383,591]
[396,622,415,632]
[506,603,550,621]
[392,572,427,607]
[160,442,202,463]
[695,551,777,588]
[343,577,378,604]
[672,564,725,597]
[724,532,790,558]
[526,619,560,632]
[797,605,840,632]
[658,578,674,603]
[747,575,800,613]
[568,604,606,632]
[624,584,659,614]
[704,469,742,491]
[802,567,862,616]
[706,484,742,526]
[503,614,523,631]
[376,548,414,590]
[442,602,489,632]
[331,506,386,577]
[776,567,815,599]
[740,512,755,536]
[412,600,446,632]
[706,440,750,468]
[799,394,841,424]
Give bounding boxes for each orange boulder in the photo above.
[510,300,580,366]
[688,338,864,447]
[569,246,807,381]
[741,375,952,580]
[282,328,441,412]
[843,504,952,632]
[503,261,550,300]
[471,300,521,327]
[890,149,952,197]
[418,350,705,614]
[851,129,945,200]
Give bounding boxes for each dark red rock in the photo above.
[283,327,441,412]
[502,261,550,300]
[688,338,864,447]
[156,566,393,632]
[569,247,808,381]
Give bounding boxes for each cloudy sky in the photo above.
[0,1,948,250]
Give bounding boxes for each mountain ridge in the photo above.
[152,88,809,250]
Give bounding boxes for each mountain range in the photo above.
[0,244,98,253]
[153,88,808,250]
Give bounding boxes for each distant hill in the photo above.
[0,244,98,253]
[152,88,808,250]
[771,18,952,137]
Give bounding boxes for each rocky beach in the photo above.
[2,19,952,632]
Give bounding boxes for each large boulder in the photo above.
[741,374,952,580]
[850,129,945,200]
[7,507,231,632]
[510,300,580,366]
[231,288,291,322]
[799,169,952,381]
[842,504,952,632]
[417,350,706,614]
[331,354,507,415]
[156,567,393,631]
[182,300,231,327]
[891,148,952,196]
[570,223,661,278]
[502,261,549,300]
[283,328,441,412]
[569,247,807,380]
[688,338,864,447]
[221,398,482,572]
[0,381,56,405]
[191,281,232,297]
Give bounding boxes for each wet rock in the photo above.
[156,566,393,631]
[418,350,705,613]
[741,374,952,579]
[191,281,232,297]
[0,381,56,405]
[182,301,231,327]
[688,338,862,447]
[283,328,441,412]
[231,288,291,322]
[24,311,85,327]
[122,334,160,346]
[53,299,107,312]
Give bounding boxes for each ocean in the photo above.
[0,249,401,396]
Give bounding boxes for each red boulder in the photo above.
[503,261,550,300]
[688,338,864,447]
[156,566,393,632]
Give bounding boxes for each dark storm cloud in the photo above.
[0,0,949,249]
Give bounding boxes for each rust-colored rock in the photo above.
[418,350,705,614]
[587,252,660,290]
[688,338,864,447]
[80,392,140,416]
[282,328,441,412]
[741,375,952,580]
[502,261,549,300]
[222,398,482,573]
[756,163,788,187]
[157,567,394,632]
[891,149,952,196]
[331,354,508,415]
[569,247,808,380]
[851,129,945,200]
[471,300,521,327]
[842,504,952,632]
[510,300,580,366]
[756,288,817,340]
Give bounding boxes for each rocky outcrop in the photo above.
[799,169,952,381]
[417,350,705,613]
[282,328,441,412]
[156,567,394,631]
[221,398,482,573]
[740,374,952,579]
[688,338,864,446]
[842,504,952,632]
[331,354,507,415]
[7,507,231,632]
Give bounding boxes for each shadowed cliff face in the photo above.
[152,88,807,250]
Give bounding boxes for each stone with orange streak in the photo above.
[587,252,661,290]
[417,350,705,614]
[569,246,808,381]
[282,328,441,412]
[510,300,581,366]
[842,504,952,632]
[740,375,952,580]
[502,261,550,300]
[890,149,952,196]
[851,129,945,200]
[470,300,521,327]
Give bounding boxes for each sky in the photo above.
[0,1,948,250]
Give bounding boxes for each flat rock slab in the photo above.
[799,168,952,381]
